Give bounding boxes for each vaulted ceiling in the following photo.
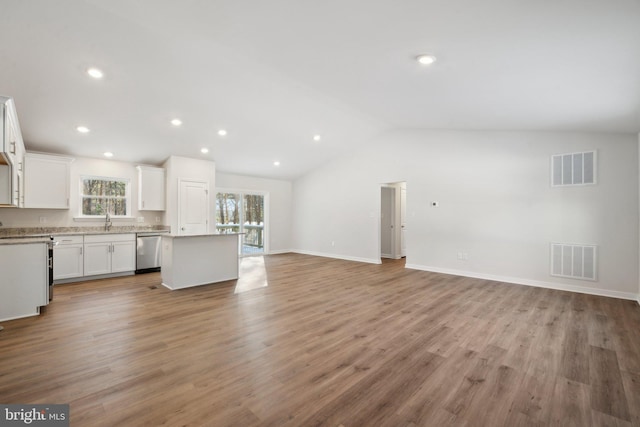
[1,0,638,179]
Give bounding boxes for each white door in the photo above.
[179,179,209,235]
[400,185,407,257]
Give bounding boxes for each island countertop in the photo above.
[163,232,244,238]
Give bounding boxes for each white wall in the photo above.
[164,156,216,235]
[0,155,166,227]
[292,129,639,299]
[216,172,292,253]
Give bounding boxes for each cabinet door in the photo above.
[7,114,21,207]
[84,242,111,276]
[138,166,165,211]
[53,244,84,280]
[0,243,47,321]
[4,108,18,165]
[24,154,72,209]
[111,241,136,273]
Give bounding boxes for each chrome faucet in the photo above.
[105,212,112,231]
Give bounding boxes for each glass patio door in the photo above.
[216,192,266,256]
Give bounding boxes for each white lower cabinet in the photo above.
[84,234,136,277]
[53,235,84,280]
[0,242,48,321]
[111,240,136,272]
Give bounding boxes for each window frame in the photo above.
[78,175,132,218]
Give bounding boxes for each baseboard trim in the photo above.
[55,271,134,285]
[405,263,640,302]
[268,249,293,255]
[292,249,381,265]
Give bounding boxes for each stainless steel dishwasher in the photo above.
[136,232,162,273]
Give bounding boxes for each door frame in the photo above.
[380,185,397,259]
[177,178,210,235]
[378,181,407,261]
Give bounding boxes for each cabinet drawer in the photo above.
[84,233,135,243]
[53,235,84,245]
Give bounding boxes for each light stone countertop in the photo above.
[0,237,51,245]
[0,226,171,239]
[164,232,244,238]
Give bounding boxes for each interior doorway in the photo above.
[380,181,407,260]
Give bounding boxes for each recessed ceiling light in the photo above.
[201,148,209,154]
[171,119,182,126]
[313,134,321,142]
[103,152,113,158]
[76,126,90,133]
[273,161,280,166]
[218,129,227,136]
[416,54,437,65]
[87,68,104,79]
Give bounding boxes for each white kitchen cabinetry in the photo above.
[25,153,74,209]
[83,234,136,276]
[0,96,26,207]
[137,166,165,211]
[0,242,48,321]
[53,235,84,280]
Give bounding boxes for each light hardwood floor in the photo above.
[1,254,640,426]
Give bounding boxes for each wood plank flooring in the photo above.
[1,253,639,426]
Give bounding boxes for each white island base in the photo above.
[161,234,241,290]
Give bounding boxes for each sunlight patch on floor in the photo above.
[234,256,269,294]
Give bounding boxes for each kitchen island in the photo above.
[161,233,242,290]
[0,238,49,322]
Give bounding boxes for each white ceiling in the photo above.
[1,0,639,179]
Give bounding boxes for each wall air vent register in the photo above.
[551,243,597,281]
[551,151,596,187]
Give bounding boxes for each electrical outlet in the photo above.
[137,217,144,223]
[331,241,335,247]
[39,216,47,224]
[155,217,161,223]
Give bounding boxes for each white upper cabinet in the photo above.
[137,165,165,211]
[0,96,26,207]
[24,153,74,209]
